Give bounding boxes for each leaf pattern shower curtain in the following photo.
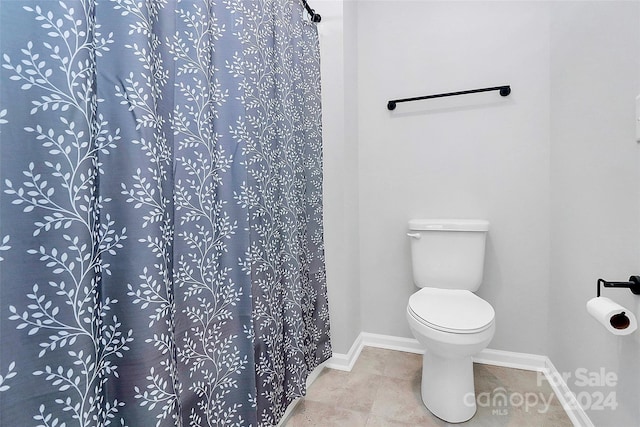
[0,0,331,426]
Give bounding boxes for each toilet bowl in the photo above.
[405,219,495,423]
[407,288,495,423]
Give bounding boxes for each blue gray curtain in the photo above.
[0,0,331,426]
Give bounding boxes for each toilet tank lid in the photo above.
[408,219,489,232]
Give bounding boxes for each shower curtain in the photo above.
[0,0,331,426]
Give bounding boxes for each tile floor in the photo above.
[283,347,574,426]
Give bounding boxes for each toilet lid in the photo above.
[408,288,495,333]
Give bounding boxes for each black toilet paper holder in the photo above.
[597,276,640,297]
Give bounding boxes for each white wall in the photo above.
[319,0,361,354]
[356,1,551,354]
[548,3,640,426]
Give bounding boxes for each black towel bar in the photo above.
[387,85,511,110]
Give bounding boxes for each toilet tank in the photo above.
[408,219,489,291]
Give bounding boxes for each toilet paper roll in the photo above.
[586,297,637,336]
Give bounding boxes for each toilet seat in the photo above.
[408,288,495,334]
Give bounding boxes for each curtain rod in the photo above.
[301,0,321,22]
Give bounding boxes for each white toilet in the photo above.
[406,219,495,423]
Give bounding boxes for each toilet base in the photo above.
[421,351,477,423]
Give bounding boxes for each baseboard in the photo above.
[326,332,593,427]
[542,358,594,427]
[325,332,424,371]
[473,348,548,371]
[331,332,550,370]
[324,333,365,371]
[360,332,425,354]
